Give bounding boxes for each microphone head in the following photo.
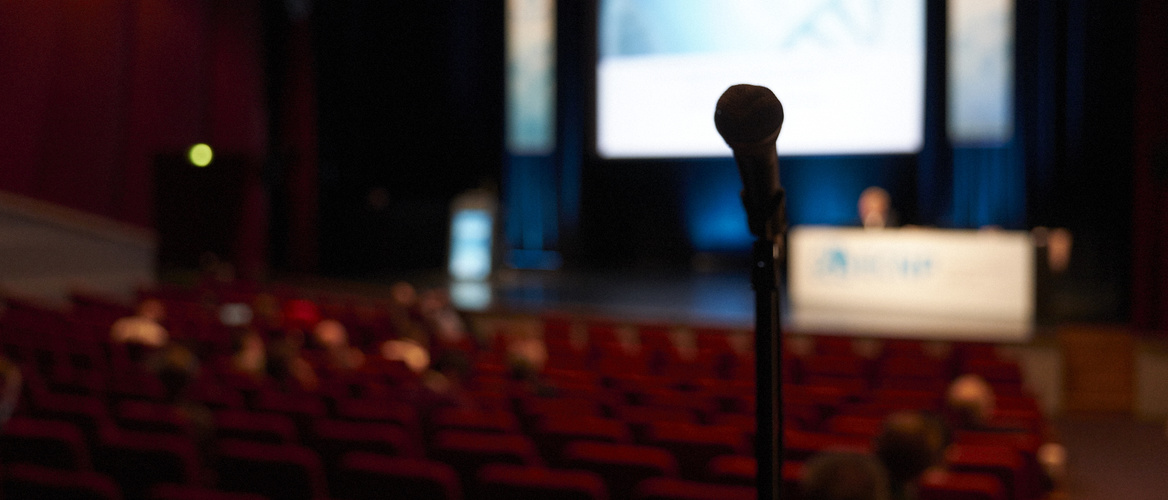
[714,84,784,149]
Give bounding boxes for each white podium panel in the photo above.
[788,226,1034,341]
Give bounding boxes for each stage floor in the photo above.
[448,269,758,329]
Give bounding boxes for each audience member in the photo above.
[266,329,319,392]
[503,325,556,396]
[149,343,215,457]
[872,411,949,500]
[417,287,475,355]
[801,451,891,500]
[228,328,268,385]
[311,318,366,374]
[110,298,169,348]
[422,349,475,409]
[379,337,431,375]
[945,373,996,430]
[388,281,428,343]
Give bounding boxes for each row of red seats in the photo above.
[2,285,1051,500]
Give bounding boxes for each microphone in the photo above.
[715,84,784,238]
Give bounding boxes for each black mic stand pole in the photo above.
[743,174,786,500]
[714,83,786,500]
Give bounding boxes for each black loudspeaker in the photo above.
[152,152,249,273]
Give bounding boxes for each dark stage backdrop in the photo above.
[3,1,1167,327]
[313,2,505,277]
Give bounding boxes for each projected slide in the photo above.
[597,0,924,158]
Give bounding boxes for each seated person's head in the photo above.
[380,338,431,374]
[313,319,349,349]
[858,186,892,228]
[231,328,266,373]
[873,411,948,492]
[946,373,995,428]
[802,451,890,500]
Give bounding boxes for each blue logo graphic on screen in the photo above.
[815,246,933,280]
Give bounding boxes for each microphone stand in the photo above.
[714,82,786,500]
[746,187,786,500]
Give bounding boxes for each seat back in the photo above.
[337,452,461,500]
[0,416,91,470]
[476,463,608,500]
[214,439,327,500]
[2,463,121,500]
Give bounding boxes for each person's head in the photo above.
[946,373,995,428]
[231,328,266,372]
[872,411,948,492]
[801,451,890,500]
[390,281,418,308]
[858,186,892,228]
[380,338,431,374]
[313,319,349,350]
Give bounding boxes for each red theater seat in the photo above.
[518,396,606,429]
[253,390,328,424]
[214,439,328,500]
[945,444,1026,500]
[643,422,747,480]
[693,328,735,353]
[95,428,202,499]
[919,469,1008,500]
[961,358,1023,385]
[869,387,945,408]
[428,430,541,489]
[107,371,167,403]
[533,415,633,465]
[334,397,419,430]
[825,414,885,438]
[2,463,121,500]
[114,400,191,435]
[0,416,91,470]
[476,463,608,500]
[545,337,590,370]
[309,418,420,479]
[430,407,521,436]
[628,387,718,422]
[31,392,113,449]
[594,342,651,376]
[186,378,246,409]
[783,429,871,462]
[148,484,268,500]
[878,353,947,377]
[560,441,678,500]
[613,404,700,443]
[705,454,756,487]
[213,409,298,444]
[632,477,756,500]
[879,338,927,357]
[337,452,462,500]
